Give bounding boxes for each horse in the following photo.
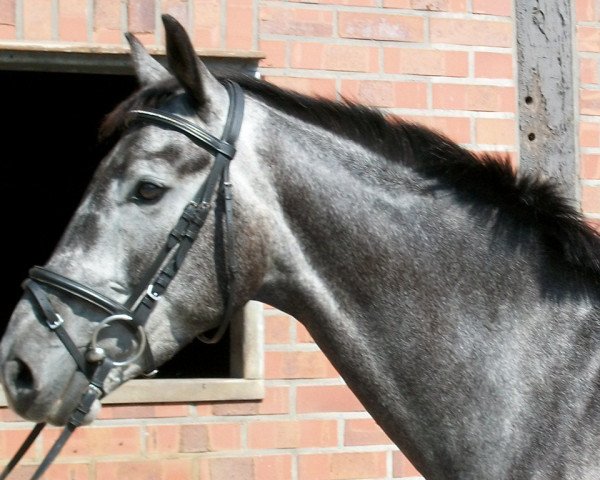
[2,13,600,480]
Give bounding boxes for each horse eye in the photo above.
[134,182,165,202]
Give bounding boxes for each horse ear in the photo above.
[125,32,170,86]
[161,14,223,108]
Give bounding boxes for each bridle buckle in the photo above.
[47,314,64,330]
[146,284,161,301]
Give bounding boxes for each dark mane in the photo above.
[101,74,600,277]
[234,76,600,278]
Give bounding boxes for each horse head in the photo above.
[0,15,268,426]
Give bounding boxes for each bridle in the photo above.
[0,80,245,480]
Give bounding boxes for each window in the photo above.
[0,49,264,404]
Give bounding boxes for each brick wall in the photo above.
[258,0,516,161]
[0,1,598,479]
[0,0,256,51]
[579,0,600,220]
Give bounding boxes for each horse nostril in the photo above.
[5,358,35,397]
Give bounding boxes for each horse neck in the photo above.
[250,103,600,479]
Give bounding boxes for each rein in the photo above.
[0,80,245,479]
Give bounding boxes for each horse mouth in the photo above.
[44,379,103,426]
[52,397,101,426]
[20,397,102,427]
[2,363,102,426]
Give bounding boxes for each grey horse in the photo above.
[2,14,600,480]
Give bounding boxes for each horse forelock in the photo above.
[99,77,181,145]
[99,78,214,178]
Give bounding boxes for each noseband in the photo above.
[1,80,245,480]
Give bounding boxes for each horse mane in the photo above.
[99,74,600,277]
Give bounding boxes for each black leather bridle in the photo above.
[0,80,245,480]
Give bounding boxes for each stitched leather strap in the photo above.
[29,267,129,315]
[0,423,45,480]
[28,362,109,480]
[23,280,88,373]
[128,110,236,159]
[195,82,244,344]
[129,80,245,341]
[0,363,109,480]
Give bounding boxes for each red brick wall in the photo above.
[0,0,256,51]
[258,0,516,163]
[578,0,600,219]
[0,1,597,479]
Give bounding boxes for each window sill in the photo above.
[103,378,264,404]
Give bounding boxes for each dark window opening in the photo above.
[0,69,229,378]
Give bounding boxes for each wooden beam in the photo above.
[516,0,578,200]
[0,43,263,75]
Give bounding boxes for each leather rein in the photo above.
[0,80,245,480]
